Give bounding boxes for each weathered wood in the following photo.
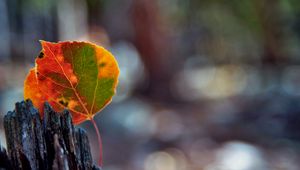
[0,100,101,170]
[0,144,12,169]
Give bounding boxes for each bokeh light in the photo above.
[1,0,300,169]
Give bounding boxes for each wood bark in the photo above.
[0,100,101,170]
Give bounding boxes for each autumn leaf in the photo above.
[24,41,119,124]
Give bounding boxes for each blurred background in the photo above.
[1,0,300,169]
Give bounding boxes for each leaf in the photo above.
[24,41,119,124]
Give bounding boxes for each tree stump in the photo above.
[0,100,101,170]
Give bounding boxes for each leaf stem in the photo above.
[90,118,103,167]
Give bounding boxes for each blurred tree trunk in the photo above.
[131,0,175,100]
[255,0,287,65]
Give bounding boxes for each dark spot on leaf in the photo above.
[99,62,106,67]
[38,52,44,59]
[59,100,68,107]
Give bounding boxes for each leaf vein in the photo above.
[44,43,90,115]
